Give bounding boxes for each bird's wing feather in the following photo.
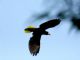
[29,35,41,56]
[40,19,61,30]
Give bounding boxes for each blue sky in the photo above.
[0,0,80,60]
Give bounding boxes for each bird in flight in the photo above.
[24,19,61,56]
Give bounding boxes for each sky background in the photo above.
[0,0,80,60]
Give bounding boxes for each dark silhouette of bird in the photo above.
[71,16,80,30]
[24,19,61,56]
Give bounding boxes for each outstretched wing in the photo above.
[39,19,61,30]
[29,34,41,56]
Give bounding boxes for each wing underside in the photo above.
[29,35,41,56]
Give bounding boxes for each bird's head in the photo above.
[24,25,36,33]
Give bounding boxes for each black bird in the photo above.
[25,19,61,56]
[71,16,80,30]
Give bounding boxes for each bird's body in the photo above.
[24,19,61,56]
[29,28,49,56]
